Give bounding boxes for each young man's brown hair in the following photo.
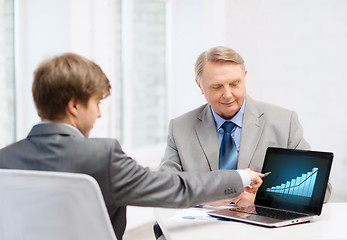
[32,53,111,120]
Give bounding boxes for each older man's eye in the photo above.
[212,85,222,90]
[231,82,237,87]
[231,80,240,87]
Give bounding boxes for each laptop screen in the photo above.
[255,147,333,215]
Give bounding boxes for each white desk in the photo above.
[154,202,347,240]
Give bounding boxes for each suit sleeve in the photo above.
[158,119,184,172]
[108,140,244,208]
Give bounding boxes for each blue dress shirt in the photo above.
[211,99,246,151]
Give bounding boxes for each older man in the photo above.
[159,46,331,205]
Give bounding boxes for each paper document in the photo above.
[171,204,237,222]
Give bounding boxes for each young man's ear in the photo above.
[66,98,79,117]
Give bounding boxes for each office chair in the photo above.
[0,169,117,240]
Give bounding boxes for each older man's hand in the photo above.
[244,168,263,194]
[230,191,256,206]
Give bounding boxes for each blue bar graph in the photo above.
[266,168,318,198]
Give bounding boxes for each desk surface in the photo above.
[154,202,347,240]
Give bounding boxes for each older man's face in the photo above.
[197,61,247,120]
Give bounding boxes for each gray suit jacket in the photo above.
[160,95,331,200]
[0,123,244,240]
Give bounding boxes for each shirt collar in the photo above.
[211,98,246,130]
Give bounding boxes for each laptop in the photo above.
[208,147,333,227]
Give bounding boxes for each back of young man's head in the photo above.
[32,53,111,121]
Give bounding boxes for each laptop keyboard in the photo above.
[229,205,308,220]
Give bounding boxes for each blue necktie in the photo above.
[219,121,238,169]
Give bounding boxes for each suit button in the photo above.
[225,189,233,194]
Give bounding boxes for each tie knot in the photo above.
[221,121,235,133]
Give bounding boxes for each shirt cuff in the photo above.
[236,169,251,187]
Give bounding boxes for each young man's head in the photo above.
[32,53,111,136]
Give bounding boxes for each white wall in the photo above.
[168,0,206,118]
[170,0,347,201]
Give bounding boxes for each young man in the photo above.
[0,53,263,240]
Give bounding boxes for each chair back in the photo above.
[0,169,117,240]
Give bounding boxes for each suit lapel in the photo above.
[195,104,220,171]
[238,95,265,169]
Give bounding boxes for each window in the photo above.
[9,0,168,161]
[0,0,15,148]
[121,0,167,149]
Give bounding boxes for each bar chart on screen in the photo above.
[266,168,318,198]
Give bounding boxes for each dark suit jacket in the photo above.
[0,123,244,239]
